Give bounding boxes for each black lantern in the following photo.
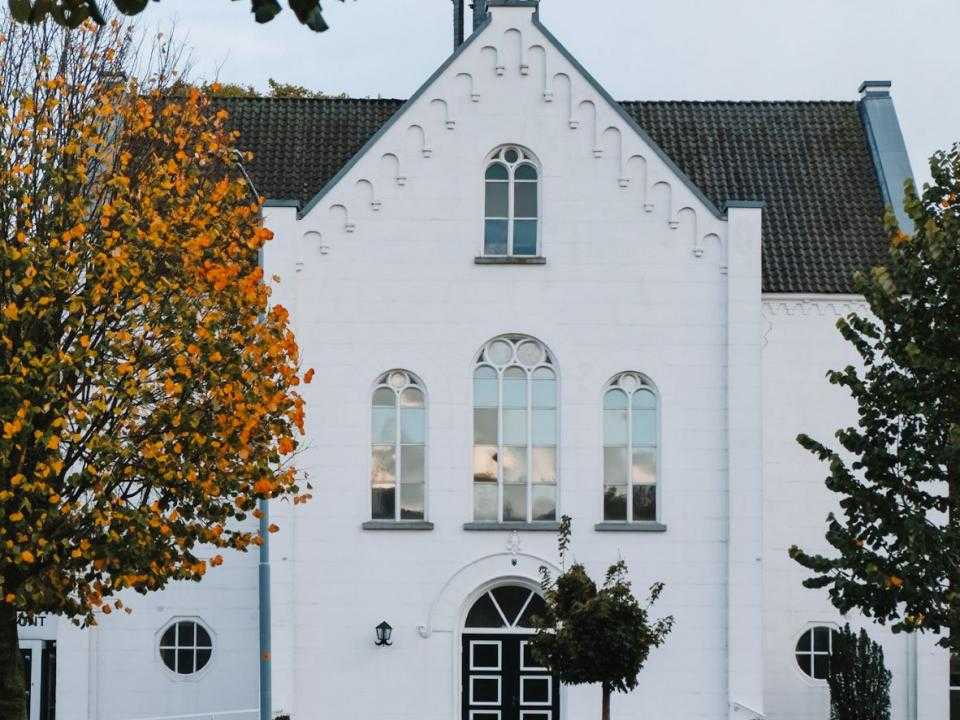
[375,621,393,647]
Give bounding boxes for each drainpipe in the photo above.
[233,150,272,720]
[906,634,917,720]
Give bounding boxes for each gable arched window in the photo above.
[603,372,659,522]
[371,370,426,521]
[473,335,557,523]
[484,146,539,257]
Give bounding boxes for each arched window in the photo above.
[484,145,539,257]
[795,626,840,680]
[473,335,557,523]
[371,370,426,521]
[465,585,548,630]
[603,372,659,522]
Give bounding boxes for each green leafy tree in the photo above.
[530,516,675,720]
[827,625,891,720]
[789,145,960,651]
[7,0,345,32]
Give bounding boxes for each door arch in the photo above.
[461,584,560,720]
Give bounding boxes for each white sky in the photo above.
[147,0,959,187]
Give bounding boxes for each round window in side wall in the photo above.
[159,619,214,675]
[795,626,840,681]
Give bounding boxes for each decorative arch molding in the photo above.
[417,553,559,639]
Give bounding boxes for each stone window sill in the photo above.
[474,256,547,265]
[463,521,561,532]
[362,521,434,531]
[594,521,667,533]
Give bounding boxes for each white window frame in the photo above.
[602,372,661,523]
[793,624,839,684]
[520,676,553,706]
[520,712,552,720]
[157,617,215,679]
[473,335,559,523]
[370,369,428,522]
[470,640,503,671]
[470,675,503,706]
[470,712,502,720]
[520,640,548,671]
[482,145,542,257]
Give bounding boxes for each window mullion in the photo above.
[395,388,401,522]
[507,168,515,256]
[497,370,504,523]
[626,392,633,523]
[526,369,533,522]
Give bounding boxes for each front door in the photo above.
[462,634,559,720]
[20,640,42,720]
[461,585,560,720]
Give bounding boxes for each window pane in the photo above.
[514,181,537,218]
[796,653,812,676]
[813,654,829,680]
[603,485,627,521]
[492,586,532,626]
[519,594,548,629]
[474,481,498,522]
[532,409,556,446]
[472,642,501,670]
[474,408,498,445]
[371,406,396,444]
[604,446,628,486]
[503,368,526,407]
[372,486,395,520]
[631,448,656,486]
[502,445,527,485]
[400,406,425,444]
[518,342,545,367]
[177,622,195,646]
[400,387,424,407]
[532,447,556,484]
[401,445,425,485]
[632,409,656,444]
[472,677,501,704]
[532,376,556,409]
[485,219,508,255]
[532,484,557,521]
[502,409,527,446]
[400,483,425,520]
[196,626,212,648]
[160,626,176,647]
[503,483,527,521]
[473,446,498,484]
[503,148,520,163]
[604,410,628,446]
[486,163,508,180]
[373,387,396,406]
[466,592,505,628]
[796,630,812,652]
[513,219,537,256]
[522,676,550,703]
[177,649,194,675]
[372,446,396,487]
[814,627,831,652]
[515,163,537,180]
[632,483,656,521]
[485,181,509,217]
[633,388,656,410]
[196,649,212,671]
[161,649,175,672]
[604,389,628,410]
[474,368,499,407]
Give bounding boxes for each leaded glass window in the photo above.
[603,372,659,522]
[372,370,426,521]
[484,146,539,257]
[473,336,557,522]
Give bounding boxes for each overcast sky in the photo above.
[148,0,958,186]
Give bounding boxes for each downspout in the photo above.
[233,150,272,720]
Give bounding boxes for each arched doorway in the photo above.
[461,584,560,720]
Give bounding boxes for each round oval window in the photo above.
[795,626,839,680]
[159,620,213,675]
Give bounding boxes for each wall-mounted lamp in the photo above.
[375,621,393,647]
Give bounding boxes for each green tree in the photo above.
[530,517,675,720]
[827,625,891,720]
[0,17,311,720]
[8,0,345,32]
[789,145,960,651]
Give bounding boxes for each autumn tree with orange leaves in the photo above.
[0,17,310,719]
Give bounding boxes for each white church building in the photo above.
[19,2,953,719]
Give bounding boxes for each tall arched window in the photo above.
[371,370,426,521]
[484,145,539,257]
[473,335,557,523]
[603,372,659,522]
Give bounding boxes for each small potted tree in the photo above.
[529,517,674,720]
[827,625,891,720]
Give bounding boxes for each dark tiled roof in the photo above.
[219,97,888,294]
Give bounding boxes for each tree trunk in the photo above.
[601,681,611,720]
[0,602,27,720]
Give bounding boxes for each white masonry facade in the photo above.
[20,3,952,720]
